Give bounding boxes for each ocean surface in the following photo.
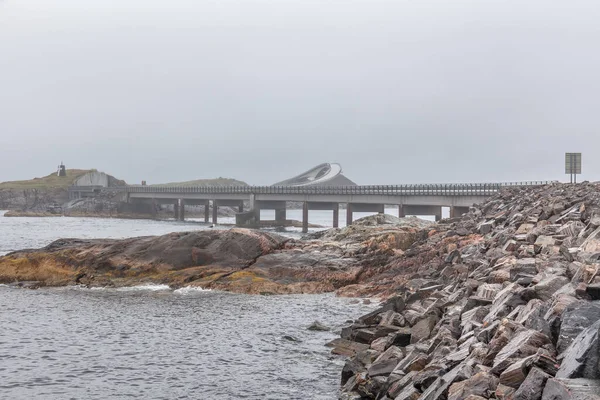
[0,212,378,399]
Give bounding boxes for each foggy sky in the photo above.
[1,0,599,185]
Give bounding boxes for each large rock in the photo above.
[512,367,551,400]
[411,315,438,344]
[491,330,553,374]
[556,302,600,354]
[0,229,289,289]
[447,372,499,400]
[556,320,600,379]
[531,276,570,302]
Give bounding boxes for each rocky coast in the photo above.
[3,182,600,399]
[0,214,430,293]
[334,183,600,400]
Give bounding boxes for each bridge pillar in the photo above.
[204,204,210,223]
[333,203,339,228]
[398,204,405,218]
[173,201,179,220]
[275,208,287,227]
[302,202,309,233]
[239,202,244,213]
[212,200,218,224]
[346,204,353,226]
[179,199,185,221]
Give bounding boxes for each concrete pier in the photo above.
[174,201,179,220]
[333,203,339,228]
[205,204,210,223]
[212,200,218,224]
[302,202,309,233]
[178,199,185,221]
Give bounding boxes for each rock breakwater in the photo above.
[335,183,600,400]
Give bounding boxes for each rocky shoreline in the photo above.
[0,214,430,294]
[333,183,600,400]
[3,182,600,399]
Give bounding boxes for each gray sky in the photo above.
[1,0,599,185]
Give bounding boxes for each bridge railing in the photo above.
[124,181,554,196]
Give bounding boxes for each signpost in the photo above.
[565,153,582,183]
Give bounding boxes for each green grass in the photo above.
[0,169,93,189]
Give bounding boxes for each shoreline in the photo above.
[6,183,600,398]
[0,214,429,295]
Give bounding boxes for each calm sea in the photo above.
[0,213,377,399]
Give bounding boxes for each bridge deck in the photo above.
[125,181,551,196]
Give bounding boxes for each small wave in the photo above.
[115,284,172,292]
[173,286,211,295]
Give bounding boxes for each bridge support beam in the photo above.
[398,204,405,218]
[450,206,470,218]
[212,200,218,224]
[302,202,309,233]
[333,203,339,228]
[205,204,210,223]
[178,199,185,221]
[174,201,179,220]
[346,204,353,226]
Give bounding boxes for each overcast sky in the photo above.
[1,0,599,185]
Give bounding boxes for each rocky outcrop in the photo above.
[334,182,600,399]
[0,215,429,294]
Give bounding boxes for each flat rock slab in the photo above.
[325,338,370,357]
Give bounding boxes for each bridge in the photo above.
[126,181,551,232]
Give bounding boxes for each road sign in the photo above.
[565,153,582,183]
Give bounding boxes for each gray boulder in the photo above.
[556,319,600,379]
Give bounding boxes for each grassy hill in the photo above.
[0,169,93,189]
[151,177,248,187]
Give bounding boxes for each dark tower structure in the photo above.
[57,162,66,177]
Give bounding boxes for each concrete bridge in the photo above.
[126,182,550,232]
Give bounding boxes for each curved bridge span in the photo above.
[124,181,553,232]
